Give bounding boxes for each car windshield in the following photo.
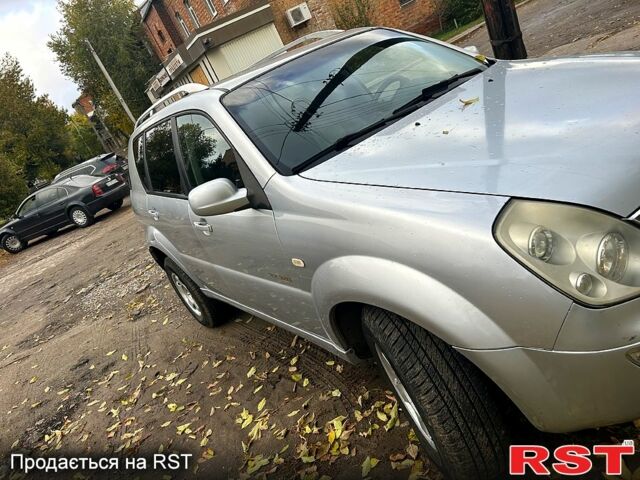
[223,29,485,175]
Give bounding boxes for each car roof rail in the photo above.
[135,83,209,129]
[254,30,344,66]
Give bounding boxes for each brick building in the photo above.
[72,93,123,152]
[139,0,439,100]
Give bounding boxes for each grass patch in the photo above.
[432,17,485,41]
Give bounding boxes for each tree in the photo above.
[66,112,104,163]
[0,154,28,221]
[0,55,71,178]
[331,0,373,30]
[48,0,158,135]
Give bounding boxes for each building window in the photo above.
[184,0,200,28]
[176,12,190,37]
[204,0,217,17]
[157,28,166,44]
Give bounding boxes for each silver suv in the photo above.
[130,28,640,479]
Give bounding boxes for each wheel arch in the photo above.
[313,256,515,353]
[65,202,89,217]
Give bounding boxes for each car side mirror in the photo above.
[464,45,480,55]
[188,178,250,217]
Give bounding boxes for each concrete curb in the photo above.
[449,0,538,45]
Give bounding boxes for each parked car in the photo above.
[52,153,129,185]
[129,27,640,479]
[0,174,128,253]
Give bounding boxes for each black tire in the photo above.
[68,206,94,228]
[1,234,26,254]
[164,257,227,328]
[108,199,123,211]
[362,306,509,480]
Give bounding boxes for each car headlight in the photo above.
[495,200,640,306]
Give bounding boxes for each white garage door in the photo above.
[219,23,283,75]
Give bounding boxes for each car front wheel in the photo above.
[1,234,26,254]
[362,306,509,480]
[164,257,228,328]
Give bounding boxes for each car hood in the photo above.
[301,55,640,217]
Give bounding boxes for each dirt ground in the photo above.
[1,1,640,477]
[456,0,640,57]
[0,200,442,479]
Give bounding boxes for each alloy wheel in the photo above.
[171,272,202,318]
[376,345,438,452]
[71,209,88,226]
[4,235,22,252]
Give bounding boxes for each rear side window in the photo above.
[176,113,244,190]
[37,189,60,206]
[144,121,184,195]
[133,135,149,190]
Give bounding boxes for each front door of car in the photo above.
[13,194,41,239]
[175,113,308,323]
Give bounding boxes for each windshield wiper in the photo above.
[392,67,484,116]
[291,109,410,174]
[290,67,485,175]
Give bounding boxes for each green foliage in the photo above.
[432,0,483,33]
[447,0,483,25]
[331,0,373,30]
[66,112,104,163]
[48,0,158,134]
[0,54,77,218]
[0,154,28,221]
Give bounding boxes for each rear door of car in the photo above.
[138,118,207,277]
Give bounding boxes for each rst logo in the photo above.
[510,441,636,476]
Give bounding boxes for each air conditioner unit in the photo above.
[286,3,312,28]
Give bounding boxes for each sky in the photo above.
[0,0,80,110]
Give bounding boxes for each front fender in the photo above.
[312,255,514,350]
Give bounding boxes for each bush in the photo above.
[447,0,483,25]
[0,155,28,220]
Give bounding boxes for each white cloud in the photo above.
[0,0,80,111]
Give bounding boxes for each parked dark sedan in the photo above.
[0,174,128,254]
[52,153,129,184]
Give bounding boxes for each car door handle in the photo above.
[148,209,159,221]
[193,221,213,235]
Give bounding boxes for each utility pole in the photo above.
[84,39,136,124]
[480,0,527,60]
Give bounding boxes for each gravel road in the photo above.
[457,0,640,57]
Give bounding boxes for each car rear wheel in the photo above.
[362,306,509,480]
[108,199,123,211]
[164,258,228,328]
[1,234,26,254]
[69,206,94,228]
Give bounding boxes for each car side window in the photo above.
[18,196,38,216]
[36,189,59,206]
[176,113,244,190]
[132,135,149,190]
[144,121,184,195]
